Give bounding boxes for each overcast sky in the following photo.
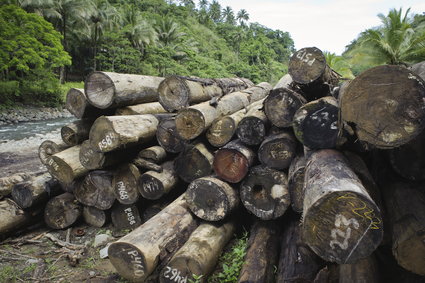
[205,0,425,55]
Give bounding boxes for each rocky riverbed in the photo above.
[0,106,72,126]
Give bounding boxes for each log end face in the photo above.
[175,109,205,140]
[258,134,297,170]
[237,117,266,146]
[207,117,235,147]
[139,174,165,200]
[89,117,120,152]
[46,156,74,184]
[85,72,115,109]
[158,76,190,112]
[289,47,327,85]
[11,183,33,209]
[394,233,425,276]
[65,88,87,119]
[108,242,149,282]
[160,258,202,283]
[79,141,104,170]
[156,119,187,153]
[213,149,249,183]
[61,126,78,146]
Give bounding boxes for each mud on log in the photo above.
[175,143,214,183]
[61,119,94,146]
[74,170,115,210]
[44,192,82,230]
[258,131,297,170]
[85,71,164,109]
[139,161,178,200]
[302,149,383,264]
[38,139,69,166]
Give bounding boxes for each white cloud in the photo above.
[208,0,425,55]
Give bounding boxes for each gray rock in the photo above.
[93,234,114,248]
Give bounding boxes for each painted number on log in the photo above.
[98,132,115,151]
[127,250,145,277]
[296,50,316,66]
[143,180,159,194]
[329,214,359,250]
[80,148,95,164]
[124,207,136,225]
[47,158,59,171]
[163,266,188,283]
[117,181,129,200]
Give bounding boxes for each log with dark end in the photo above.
[293,96,339,149]
[156,117,188,153]
[115,102,167,116]
[236,105,269,146]
[302,149,383,264]
[258,131,297,170]
[175,143,214,183]
[340,65,425,149]
[60,119,93,146]
[238,220,281,283]
[213,139,255,183]
[287,155,306,213]
[83,206,107,228]
[108,194,198,282]
[65,88,109,119]
[38,139,69,166]
[111,203,142,231]
[186,176,239,221]
[84,71,164,109]
[207,110,245,148]
[240,165,290,220]
[139,161,178,200]
[44,192,82,230]
[113,163,141,205]
[74,170,115,210]
[0,173,31,199]
[160,221,235,283]
[138,146,167,162]
[339,254,380,283]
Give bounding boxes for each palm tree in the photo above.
[222,6,235,25]
[198,0,208,11]
[349,8,425,66]
[323,52,355,79]
[155,17,186,47]
[208,0,221,23]
[236,9,249,26]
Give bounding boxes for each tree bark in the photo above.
[139,161,179,200]
[238,219,281,283]
[302,149,383,264]
[65,88,111,119]
[288,47,340,100]
[74,170,115,210]
[84,71,164,109]
[158,75,254,112]
[175,83,271,140]
[160,220,235,283]
[213,139,255,183]
[0,173,31,199]
[113,163,141,205]
[186,176,239,221]
[83,206,107,228]
[293,96,339,149]
[111,203,143,231]
[236,105,269,146]
[338,254,379,283]
[340,65,425,149]
[46,145,89,184]
[156,117,188,153]
[240,165,290,220]
[89,114,159,152]
[258,131,297,170]
[287,154,306,213]
[61,119,94,146]
[0,198,42,237]
[108,194,198,282]
[115,102,167,116]
[38,139,69,166]
[175,143,214,183]
[44,192,82,230]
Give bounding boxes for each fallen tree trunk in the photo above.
[293,96,339,149]
[113,163,141,205]
[139,161,179,200]
[65,88,111,119]
[83,206,108,228]
[158,75,254,112]
[175,143,214,183]
[133,145,167,172]
[61,119,93,146]
[44,192,82,229]
[302,149,383,264]
[0,173,31,199]
[340,65,425,149]
[160,220,235,283]
[240,165,290,220]
[238,219,281,283]
[0,198,42,237]
[287,155,306,213]
[175,83,271,140]
[89,114,159,152]
[156,117,188,153]
[111,203,142,231]
[213,139,255,183]
[258,131,297,170]
[38,139,69,166]
[236,105,269,146]
[74,170,115,210]
[85,71,164,109]
[115,102,167,116]
[108,194,198,282]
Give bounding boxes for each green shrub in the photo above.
[0,80,20,106]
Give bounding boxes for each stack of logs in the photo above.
[1,47,425,282]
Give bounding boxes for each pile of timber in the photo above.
[2,52,425,282]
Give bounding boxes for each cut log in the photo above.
[213,139,255,183]
[175,143,214,183]
[302,149,383,264]
[293,96,339,149]
[287,155,306,213]
[238,219,281,283]
[44,192,82,229]
[45,145,89,184]
[74,170,115,210]
[240,165,290,220]
[186,176,239,221]
[410,61,425,80]
[288,47,340,100]
[11,173,61,209]
[113,163,141,205]
[138,146,167,162]
[258,131,297,170]
[340,65,425,149]
[89,114,159,152]
[175,83,271,140]
[115,102,167,115]
[82,206,107,228]
[382,181,425,276]
[65,88,110,119]
[84,71,164,109]
[158,75,254,112]
[0,198,42,237]
[38,139,69,166]
[108,194,198,282]
[139,161,179,200]
[0,173,31,198]
[264,87,307,128]
[339,254,379,283]
[272,73,296,90]
[236,105,269,146]
[156,117,188,153]
[60,119,93,146]
[276,216,324,283]
[160,220,235,283]
[111,203,142,231]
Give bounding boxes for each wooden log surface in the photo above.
[115,102,167,116]
[156,117,188,153]
[175,143,214,183]
[61,119,93,146]
[0,198,42,237]
[186,176,239,221]
[38,139,69,166]
[74,170,115,210]
[85,71,164,109]
[111,203,142,231]
[340,65,425,149]
[236,105,269,146]
[0,173,31,199]
[108,194,198,282]
[65,88,110,119]
[287,155,306,213]
[240,165,290,220]
[258,131,297,170]
[113,163,141,205]
[339,254,379,283]
[302,149,383,264]
[82,206,107,228]
[44,192,82,230]
[139,161,178,200]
